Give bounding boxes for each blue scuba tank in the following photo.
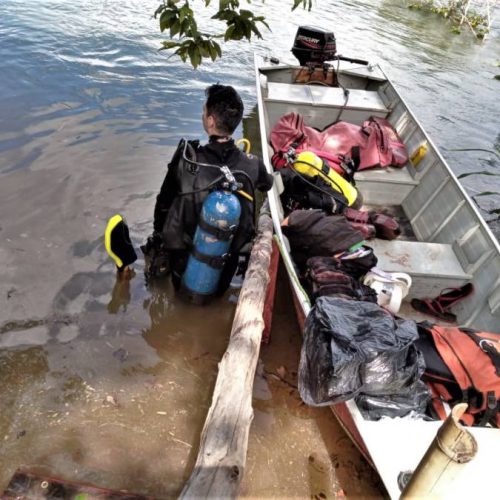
[181,189,241,303]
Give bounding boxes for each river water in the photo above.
[0,0,498,497]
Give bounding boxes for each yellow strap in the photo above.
[235,138,253,200]
[104,214,124,269]
[237,189,253,202]
[236,138,251,153]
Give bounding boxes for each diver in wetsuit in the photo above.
[147,84,273,295]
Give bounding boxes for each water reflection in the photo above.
[1,0,499,495]
[0,268,220,496]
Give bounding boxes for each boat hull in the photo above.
[255,53,500,498]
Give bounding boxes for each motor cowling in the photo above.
[181,190,241,304]
[291,26,336,67]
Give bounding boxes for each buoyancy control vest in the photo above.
[417,324,500,427]
[161,139,263,254]
[293,151,358,207]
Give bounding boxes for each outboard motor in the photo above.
[291,26,336,67]
[292,25,369,69]
[181,168,241,304]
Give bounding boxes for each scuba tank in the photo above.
[293,151,358,207]
[181,167,242,304]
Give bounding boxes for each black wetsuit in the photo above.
[153,138,273,293]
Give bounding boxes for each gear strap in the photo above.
[461,329,500,376]
[479,392,499,426]
[198,218,236,241]
[191,248,229,269]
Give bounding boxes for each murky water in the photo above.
[0,0,498,497]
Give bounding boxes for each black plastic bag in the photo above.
[362,343,425,396]
[356,381,431,420]
[298,296,421,406]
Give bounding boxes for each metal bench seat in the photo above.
[265,82,389,129]
[369,238,472,300]
[355,167,418,205]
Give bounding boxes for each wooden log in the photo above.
[262,238,280,344]
[180,213,274,499]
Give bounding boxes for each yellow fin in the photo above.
[104,214,124,269]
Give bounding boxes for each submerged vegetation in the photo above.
[455,148,500,221]
[408,1,493,38]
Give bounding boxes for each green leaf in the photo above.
[192,49,201,68]
[191,17,198,34]
[208,42,218,61]
[199,41,210,58]
[160,40,181,49]
[176,45,187,62]
[250,24,263,39]
[159,40,182,52]
[232,24,244,41]
[254,15,270,30]
[159,11,174,32]
[212,9,235,21]
[180,18,190,36]
[243,19,252,40]
[188,43,201,69]
[154,5,166,17]
[213,41,222,57]
[170,20,181,37]
[290,0,312,11]
[224,24,236,41]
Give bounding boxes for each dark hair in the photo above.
[205,84,244,135]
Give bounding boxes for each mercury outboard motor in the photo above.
[291,26,369,68]
[291,26,336,67]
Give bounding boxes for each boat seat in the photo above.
[265,82,389,128]
[369,238,472,300]
[355,166,418,205]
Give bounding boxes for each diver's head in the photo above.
[203,84,244,138]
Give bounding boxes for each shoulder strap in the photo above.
[460,328,500,376]
[431,326,500,396]
[180,139,201,175]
